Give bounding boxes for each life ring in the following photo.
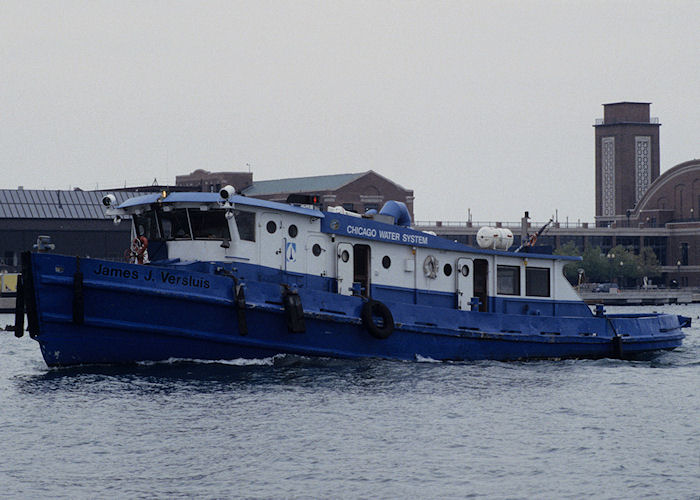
[423,255,439,279]
[361,299,394,339]
[125,236,149,264]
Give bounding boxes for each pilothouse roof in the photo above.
[117,192,324,218]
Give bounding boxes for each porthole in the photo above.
[341,250,350,263]
[312,244,322,256]
[460,265,470,277]
[266,221,277,234]
[288,224,298,238]
[382,256,391,269]
[444,263,452,276]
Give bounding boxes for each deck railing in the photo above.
[414,220,594,229]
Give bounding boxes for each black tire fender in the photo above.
[361,299,394,339]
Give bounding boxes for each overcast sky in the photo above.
[2,1,698,223]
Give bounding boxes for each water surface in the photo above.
[1,306,698,499]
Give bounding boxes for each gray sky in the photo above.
[2,1,698,223]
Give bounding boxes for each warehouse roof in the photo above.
[241,172,366,196]
[0,189,135,219]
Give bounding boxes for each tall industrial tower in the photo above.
[594,102,661,226]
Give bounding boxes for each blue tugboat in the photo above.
[14,188,688,367]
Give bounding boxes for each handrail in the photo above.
[414,220,595,229]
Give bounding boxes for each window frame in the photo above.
[497,265,521,296]
[189,209,232,241]
[525,266,551,297]
[234,210,256,242]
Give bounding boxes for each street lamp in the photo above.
[677,259,682,288]
[607,252,615,284]
[619,260,624,289]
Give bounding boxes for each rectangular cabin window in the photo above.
[190,209,231,240]
[234,210,256,241]
[159,208,191,240]
[497,265,520,296]
[133,210,160,239]
[526,267,550,297]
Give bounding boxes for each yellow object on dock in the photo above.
[1,273,18,293]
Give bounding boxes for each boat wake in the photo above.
[136,356,277,367]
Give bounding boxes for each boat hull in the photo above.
[21,253,686,367]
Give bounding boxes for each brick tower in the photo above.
[594,102,661,225]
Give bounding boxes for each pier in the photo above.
[577,288,697,305]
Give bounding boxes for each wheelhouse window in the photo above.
[190,209,231,240]
[234,210,256,241]
[133,210,160,239]
[497,265,520,295]
[526,267,550,297]
[159,208,191,240]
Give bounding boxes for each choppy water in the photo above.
[1,305,699,499]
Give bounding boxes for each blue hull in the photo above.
[20,253,686,367]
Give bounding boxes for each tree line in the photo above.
[554,242,662,288]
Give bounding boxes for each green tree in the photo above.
[606,245,641,286]
[637,247,662,282]
[554,243,664,288]
[580,246,613,283]
[554,241,582,285]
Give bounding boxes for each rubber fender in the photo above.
[14,274,25,338]
[611,335,624,359]
[72,257,84,325]
[235,285,248,336]
[283,290,306,333]
[361,299,395,339]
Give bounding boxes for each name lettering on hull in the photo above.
[93,263,210,289]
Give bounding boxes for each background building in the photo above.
[0,189,133,268]
[175,170,253,193]
[416,103,700,287]
[594,102,661,226]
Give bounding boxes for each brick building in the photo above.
[594,102,661,225]
[175,169,254,193]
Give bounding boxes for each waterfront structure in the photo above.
[594,102,661,224]
[0,189,133,268]
[175,170,254,193]
[415,103,700,287]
